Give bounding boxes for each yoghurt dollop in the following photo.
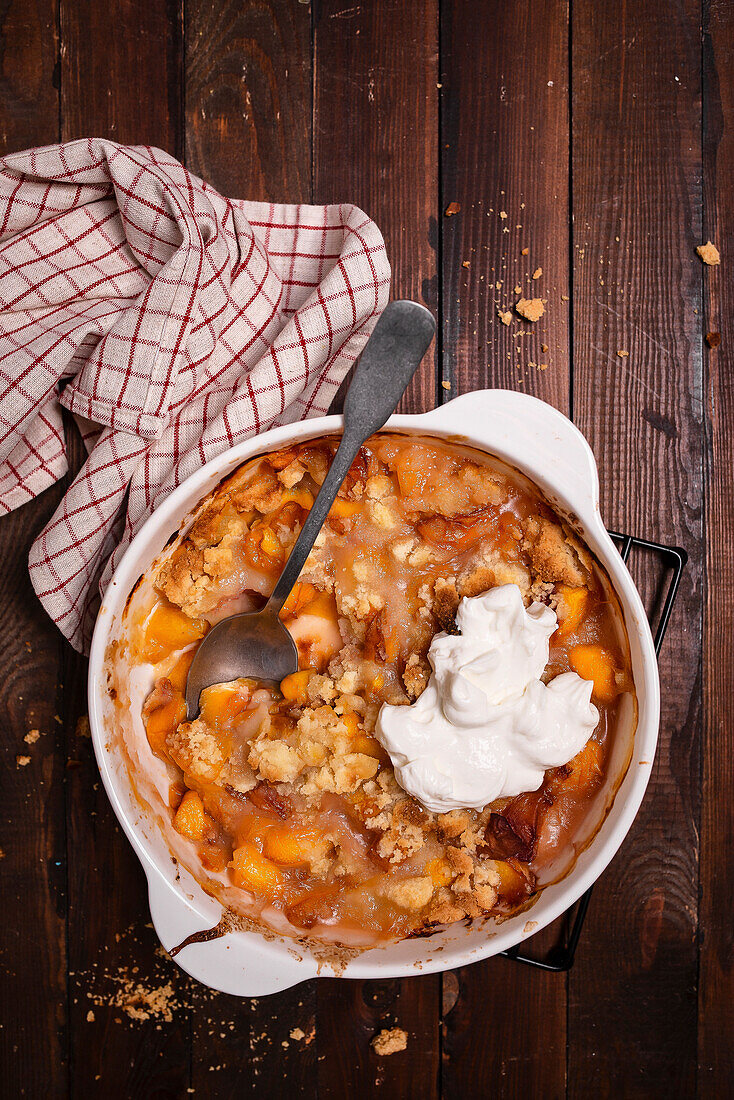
[375,584,599,813]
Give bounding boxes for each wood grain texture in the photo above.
[440,2,570,1095]
[313,2,440,1095]
[60,0,182,151]
[699,0,734,1090]
[0,491,68,1098]
[0,0,58,152]
[569,0,703,1095]
[0,5,64,1095]
[314,0,439,416]
[440,0,571,409]
[184,4,318,1096]
[185,0,311,201]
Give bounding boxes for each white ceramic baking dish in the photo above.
[88,389,659,996]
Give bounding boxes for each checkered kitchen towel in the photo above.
[0,140,390,651]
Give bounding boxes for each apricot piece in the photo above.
[141,603,207,662]
[280,581,318,620]
[230,843,283,896]
[565,738,604,791]
[167,648,196,693]
[425,857,452,888]
[494,860,533,906]
[199,683,250,730]
[263,825,315,867]
[340,711,360,738]
[260,527,281,558]
[329,497,361,520]
[302,592,339,621]
[394,444,434,498]
[280,670,311,705]
[281,488,314,510]
[353,734,382,756]
[555,584,588,638]
[144,692,186,758]
[569,644,618,701]
[173,790,207,841]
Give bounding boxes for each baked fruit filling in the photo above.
[132,434,634,945]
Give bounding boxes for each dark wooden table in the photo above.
[1,0,731,1096]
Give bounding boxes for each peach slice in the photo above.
[141,603,207,662]
[172,790,208,841]
[230,843,283,896]
[555,584,588,638]
[569,644,618,702]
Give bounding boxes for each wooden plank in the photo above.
[699,0,734,1089]
[0,4,66,1096]
[314,0,439,417]
[184,3,318,1096]
[60,0,182,151]
[569,0,703,1095]
[0,495,69,1099]
[440,1,570,1094]
[312,2,440,1095]
[0,0,59,152]
[185,0,311,201]
[58,0,191,1093]
[440,0,572,406]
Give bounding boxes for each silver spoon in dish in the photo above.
[185,299,436,719]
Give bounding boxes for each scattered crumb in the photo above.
[441,380,452,390]
[696,241,720,266]
[289,1027,305,1041]
[445,202,461,216]
[617,350,629,358]
[372,1027,408,1056]
[561,294,569,301]
[706,331,722,348]
[498,309,513,326]
[521,247,529,255]
[516,298,545,322]
[541,343,549,352]
[461,260,470,268]
[0,848,5,860]
[77,715,91,739]
[513,283,522,294]
[89,978,179,1022]
[499,210,507,219]
[16,755,31,767]
[532,267,542,280]
[538,363,548,371]
[87,1010,95,1023]
[523,920,539,934]
[24,729,40,744]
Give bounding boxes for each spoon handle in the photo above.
[265,300,436,614]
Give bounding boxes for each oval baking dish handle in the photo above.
[416,389,601,523]
[147,873,318,997]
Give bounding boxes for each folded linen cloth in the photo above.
[0,140,390,651]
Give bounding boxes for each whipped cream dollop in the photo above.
[375,584,599,814]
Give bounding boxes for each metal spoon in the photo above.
[185,300,436,719]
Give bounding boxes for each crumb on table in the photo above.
[371,1027,408,1056]
[516,297,545,322]
[696,241,720,266]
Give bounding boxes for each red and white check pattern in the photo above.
[0,140,390,651]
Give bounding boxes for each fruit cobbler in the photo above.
[126,433,635,945]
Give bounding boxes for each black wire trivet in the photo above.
[500,531,687,971]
